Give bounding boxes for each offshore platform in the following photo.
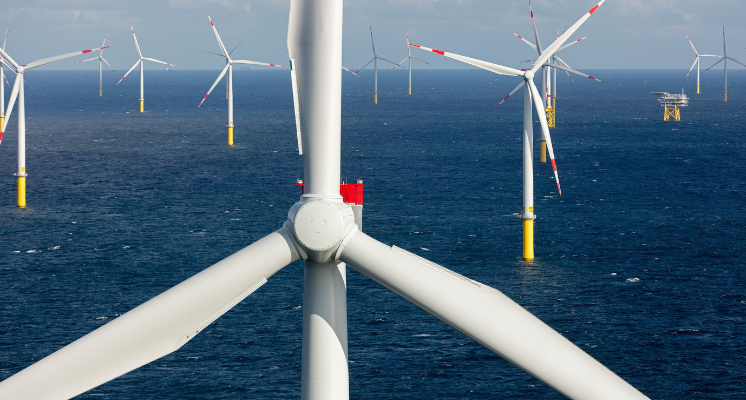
[651,89,689,121]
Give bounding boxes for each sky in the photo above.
[1,0,745,72]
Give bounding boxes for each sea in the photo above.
[0,68,744,399]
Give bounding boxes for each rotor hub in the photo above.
[524,70,534,80]
[288,198,357,262]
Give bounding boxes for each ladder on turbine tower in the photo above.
[651,89,689,121]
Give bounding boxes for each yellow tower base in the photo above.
[663,106,680,121]
[228,123,234,146]
[99,88,102,97]
[226,90,229,100]
[18,176,26,208]
[540,141,547,163]
[546,107,555,128]
[375,93,378,104]
[697,85,700,94]
[140,100,144,113]
[725,92,728,102]
[1,117,4,131]
[409,86,411,95]
[523,219,534,260]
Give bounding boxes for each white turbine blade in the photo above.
[528,0,543,54]
[100,57,116,74]
[556,35,590,53]
[100,31,108,55]
[24,46,110,70]
[686,58,698,78]
[377,56,402,67]
[356,57,375,73]
[702,57,724,73]
[339,232,649,400]
[290,59,303,154]
[544,63,606,83]
[391,57,409,71]
[510,31,538,51]
[131,25,142,58]
[528,79,561,195]
[197,63,230,108]
[1,72,21,142]
[143,57,177,67]
[0,46,20,69]
[531,0,606,75]
[411,56,434,67]
[117,60,141,85]
[0,231,299,400]
[687,36,699,56]
[495,80,526,108]
[722,27,726,55]
[1,26,8,51]
[726,56,746,68]
[341,66,359,77]
[73,56,99,65]
[410,43,523,76]
[232,59,285,68]
[369,26,377,56]
[206,12,230,58]
[228,37,247,55]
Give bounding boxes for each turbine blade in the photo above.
[206,12,230,58]
[232,59,285,68]
[702,57,724,73]
[411,56,434,67]
[495,80,526,108]
[229,37,247,55]
[543,63,606,83]
[528,0,543,54]
[686,58,698,78]
[410,44,523,76]
[339,232,649,400]
[117,60,141,85]
[531,0,606,76]
[0,72,20,140]
[101,31,108,55]
[342,65,359,77]
[510,31,538,51]
[143,57,177,67]
[73,57,99,65]
[25,46,110,70]
[528,79,561,195]
[100,57,116,74]
[556,35,589,53]
[370,26,377,56]
[687,36,699,56]
[131,25,142,58]
[290,59,303,154]
[726,56,746,68]
[0,46,20,69]
[356,57,375,73]
[391,57,409,71]
[377,56,402,67]
[0,231,299,400]
[197,63,231,108]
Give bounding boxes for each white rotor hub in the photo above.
[524,71,534,80]
[293,200,346,251]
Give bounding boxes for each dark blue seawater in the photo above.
[0,68,745,399]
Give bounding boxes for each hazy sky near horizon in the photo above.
[1,0,745,73]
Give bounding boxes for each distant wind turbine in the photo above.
[74,32,116,96]
[392,33,433,95]
[356,26,401,104]
[701,27,746,102]
[117,25,177,112]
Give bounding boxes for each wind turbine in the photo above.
[412,0,607,260]
[685,36,720,94]
[356,26,400,104]
[702,27,746,102]
[74,32,116,96]
[117,25,177,112]
[511,0,604,163]
[392,32,433,95]
[1,26,8,129]
[0,44,109,207]
[0,1,648,399]
[198,12,286,146]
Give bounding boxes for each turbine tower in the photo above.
[392,32,433,95]
[198,12,286,146]
[74,32,116,96]
[117,25,177,112]
[702,27,746,102]
[0,1,649,399]
[0,45,109,208]
[685,36,720,94]
[356,26,400,104]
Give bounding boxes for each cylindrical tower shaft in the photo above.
[522,82,534,260]
[17,73,26,208]
[139,60,144,112]
[228,63,234,146]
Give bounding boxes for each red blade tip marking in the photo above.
[433,49,445,55]
[551,159,557,171]
[82,50,92,54]
[589,5,599,14]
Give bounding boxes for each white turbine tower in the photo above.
[412,1,607,260]
[0,1,649,399]
[392,32,433,95]
[701,27,746,102]
[74,32,116,97]
[1,26,8,129]
[198,12,286,146]
[356,26,400,104]
[117,25,177,112]
[0,44,109,208]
